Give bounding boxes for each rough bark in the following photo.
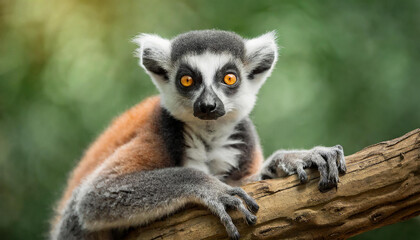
[126,129,420,240]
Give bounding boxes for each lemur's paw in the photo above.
[263,145,346,192]
[202,186,258,239]
[309,145,346,192]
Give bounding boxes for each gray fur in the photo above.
[55,168,258,240]
[261,145,346,192]
[171,30,245,62]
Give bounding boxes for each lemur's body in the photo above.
[51,30,346,240]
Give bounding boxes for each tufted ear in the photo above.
[244,31,278,80]
[133,34,171,81]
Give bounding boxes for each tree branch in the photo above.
[126,129,420,240]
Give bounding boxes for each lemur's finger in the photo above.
[220,195,257,226]
[310,154,331,192]
[229,187,259,213]
[335,145,347,174]
[295,161,308,183]
[206,201,240,240]
[321,150,339,185]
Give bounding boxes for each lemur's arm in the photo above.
[54,139,259,240]
[57,168,258,240]
[259,145,346,191]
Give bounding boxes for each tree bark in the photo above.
[126,129,420,240]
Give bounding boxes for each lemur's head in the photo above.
[134,30,278,123]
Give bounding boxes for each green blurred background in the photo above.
[1,0,419,239]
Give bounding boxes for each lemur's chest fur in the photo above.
[158,106,259,182]
[181,121,244,179]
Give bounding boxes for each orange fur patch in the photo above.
[249,144,264,176]
[54,96,170,218]
[237,144,264,185]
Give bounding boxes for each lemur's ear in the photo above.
[133,34,171,81]
[244,31,278,80]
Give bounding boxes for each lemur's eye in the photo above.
[223,74,237,85]
[180,75,193,87]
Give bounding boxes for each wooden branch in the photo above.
[126,129,420,240]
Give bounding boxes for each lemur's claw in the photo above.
[249,202,259,214]
[318,179,335,192]
[245,197,259,214]
[298,171,309,183]
[229,231,241,240]
[229,187,259,213]
[246,214,257,225]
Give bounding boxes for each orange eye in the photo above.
[223,74,237,85]
[180,75,193,87]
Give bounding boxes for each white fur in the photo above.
[182,120,243,179]
[244,31,279,86]
[132,34,171,91]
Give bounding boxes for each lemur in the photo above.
[51,30,346,240]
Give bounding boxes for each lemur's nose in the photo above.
[193,88,225,120]
[199,102,216,114]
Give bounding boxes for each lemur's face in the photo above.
[134,30,278,123]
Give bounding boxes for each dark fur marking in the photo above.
[247,52,275,79]
[268,160,278,175]
[171,30,245,62]
[225,118,257,181]
[158,107,185,166]
[142,48,169,80]
[175,63,203,97]
[261,174,273,180]
[214,62,241,95]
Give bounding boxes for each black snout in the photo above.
[198,102,216,114]
[193,88,225,120]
